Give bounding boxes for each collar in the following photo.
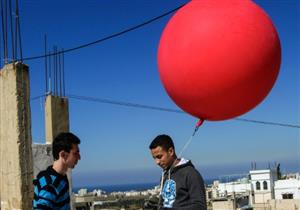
[47,165,67,179]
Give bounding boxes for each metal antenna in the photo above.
[53,46,57,95]
[1,0,8,64]
[9,0,15,61]
[44,34,48,94]
[15,0,23,62]
[48,50,52,94]
[62,49,65,97]
[59,49,62,97]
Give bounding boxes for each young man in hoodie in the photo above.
[33,132,81,210]
[149,134,207,210]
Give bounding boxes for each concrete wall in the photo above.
[32,144,53,178]
[268,199,300,210]
[254,191,272,204]
[45,95,69,144]
[212,200,235,210]
[0,63,33,210]
[252,199,300,210]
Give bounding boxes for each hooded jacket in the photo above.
[159,158,207,210]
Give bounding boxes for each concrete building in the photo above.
[216,179,252,197]
[209,168,300,210]
[249,169,278,204]
[274,175,300,199]
[78,189,88,196]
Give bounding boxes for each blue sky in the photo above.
[12,0,299,186]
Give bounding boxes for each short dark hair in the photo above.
[52,132,81,160]
[149,134,175,151]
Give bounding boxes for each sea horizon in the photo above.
[73,178,217,193]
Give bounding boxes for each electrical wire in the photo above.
[21,3,186,61]
[30,94,47,101]
[30,94,300,129]
[68,94,183,114]
[234,118,300,129]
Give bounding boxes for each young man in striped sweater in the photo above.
[33,132,81,210]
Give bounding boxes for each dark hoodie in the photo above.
[159,158,207,210]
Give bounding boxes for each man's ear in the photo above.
[59,151,67,160]
[168,147,174,156]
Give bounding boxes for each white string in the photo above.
[178,119,204,157]
[39,95,43,111]
[159,171,164,195]
[178,134,195,158]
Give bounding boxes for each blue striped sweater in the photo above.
[33,166,70,210]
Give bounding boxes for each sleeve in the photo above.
[33,177,57,210]
[186,168,207,210]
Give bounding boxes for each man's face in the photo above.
[151,146,175,170]
[65,144,81,169]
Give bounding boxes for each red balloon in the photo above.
[157,0,281,121]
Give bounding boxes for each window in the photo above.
[256,181,261,190]
[263,181,268,190]
[208,191,212,199]
[282,193,293,199]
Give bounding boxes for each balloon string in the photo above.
[178,118,204,158]
[193,118,204,136]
